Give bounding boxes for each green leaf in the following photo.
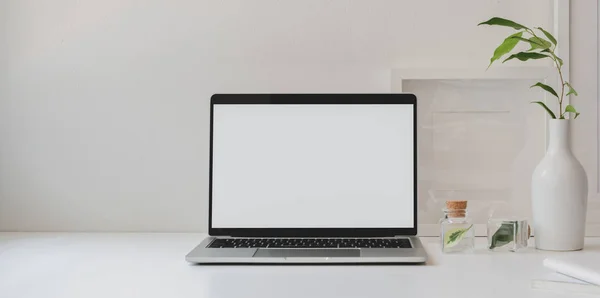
[531,101,557,119]
[478,17,530,30]
[444,225,473,247]
[542,49,564,67]
[510,36,544,51]
[529,37,552,50]
[488,32,523,68]
[536,27,557,45]
[489,223,515,249]
[565,104,580,119]
[565,82,578,96]
[503,52,549,63]
[510,36,551,51]
[530,82,558,98]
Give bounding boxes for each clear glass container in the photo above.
[487,218,529,252]
[440,202,475,253]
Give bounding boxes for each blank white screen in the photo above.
[212,104,414,228]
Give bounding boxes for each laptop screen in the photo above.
[211,102,415,229]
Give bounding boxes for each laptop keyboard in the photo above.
[207,238,411,248]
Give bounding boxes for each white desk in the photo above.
[0,233,598,298]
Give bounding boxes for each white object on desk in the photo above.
[543,257,600,285]
[531,120,588,251]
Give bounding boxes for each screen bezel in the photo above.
[208,94,417,237]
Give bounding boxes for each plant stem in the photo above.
[550,42,565,118]
[529,29,565,118]
[557,64,565,118]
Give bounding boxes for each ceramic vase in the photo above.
[531,119,588,251]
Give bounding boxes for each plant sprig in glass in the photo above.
[478,17,579,119]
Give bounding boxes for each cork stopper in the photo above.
[445,200,467,217]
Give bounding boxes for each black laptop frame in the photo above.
[208,94,417,237]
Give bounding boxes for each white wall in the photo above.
[570,0,600,232]
[571,0,598,154]
[0,0,572,232]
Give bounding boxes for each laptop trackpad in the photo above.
[254,249,360,258]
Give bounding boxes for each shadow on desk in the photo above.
[197,267,427,298]
[189,262,429,266]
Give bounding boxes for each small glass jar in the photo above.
[487,218,530,252]
[440,201,475,253]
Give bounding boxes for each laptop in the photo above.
[186,94,427,264]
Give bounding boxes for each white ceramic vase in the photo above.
[532,119,588,251]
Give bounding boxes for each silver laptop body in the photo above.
[186,94,427,264]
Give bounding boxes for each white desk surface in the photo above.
[1,233,599,298]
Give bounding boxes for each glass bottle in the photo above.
[440,200,475,253]
[487,217,530,252]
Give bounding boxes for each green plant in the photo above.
[489,223,514,249]
[444,225,473,247]
[478,17,579,119]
